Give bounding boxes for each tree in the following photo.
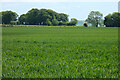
[86,11,103,27]
[26,8,39,25]
[18,14,26,24]
[37,9,52,25]
[52,19,59,26]
[104,14,113,27]
[45,19,52,26]
[1,11,18,24]
[67,18,78,26]
[104,12,120,27]
[99,19,104,27]
[47,9,57,20]
[57,13,69,22]
[40,14,52,25]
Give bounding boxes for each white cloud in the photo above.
[0,0,119,2]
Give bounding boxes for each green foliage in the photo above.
[18,8,69,26]
[47,9,57,20]
[57,13,69,22]
[1,11,18,24]
[2,26,118,78]
[18,14,26,25]
[10,21,19,25]
[67,18,78,26]
[1,9,120,27]
[26,8,39,25]
[86,11,103,27]
[104,12,120,27]
[52,19,59,26]
[46,19,52,26]
[58,22,67,26]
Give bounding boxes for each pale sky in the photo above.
[0,0,119,2]
[0,0,119,20]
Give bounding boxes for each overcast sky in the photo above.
[0,0,119,20]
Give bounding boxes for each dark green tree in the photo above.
[57,13,69,22]
[18,14,26,24]
[26,8,39,25]
[1,11,18,24]
[37,9,52,25]
[104,12,120,27]
[47,9,57,20]
[67,18,78,26]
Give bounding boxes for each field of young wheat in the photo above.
[2,26,119,78]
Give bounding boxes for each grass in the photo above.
[2,26,119,78]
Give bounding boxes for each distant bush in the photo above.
[67,18,78,26]
[83,22,88,27]
[10,21,19,25]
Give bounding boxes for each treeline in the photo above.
[0,8,120,27]
[0,8,78,26]
[85,11,120,27]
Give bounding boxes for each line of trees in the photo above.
[85,11,103,27]
[0,8,78,26]
[85,11,120,27]
[0,8,120,27]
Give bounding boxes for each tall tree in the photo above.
[37,9,52,25]
[104,12,120,27]
[1,11,18,24]
[26,8,39,25]
[18,14,26,24]
[86,11,103,27]
[47,9,57,20]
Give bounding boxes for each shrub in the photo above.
[83,22,88,27]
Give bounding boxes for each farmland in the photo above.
[2,26,119,78]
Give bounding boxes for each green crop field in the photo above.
[2,26,119,78]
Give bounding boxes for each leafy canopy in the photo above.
[86,11,103,27]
